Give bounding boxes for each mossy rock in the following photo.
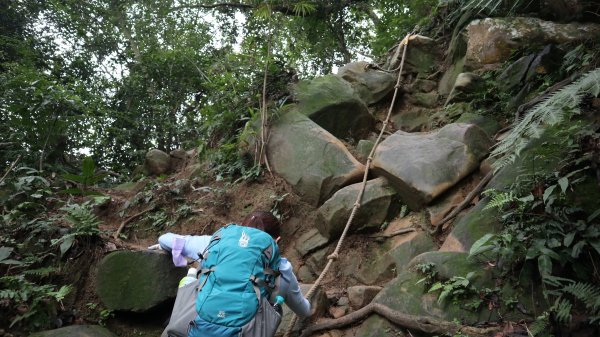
[354,315,401,337]
[440,200,502,252]
[456,113,501,138]
[96,250,186,312]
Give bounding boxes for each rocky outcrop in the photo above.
[293,75,375,139]
[28,325,118,337]
[372,123,492,209]
[316,178,397,239]
[337,61,396,105]
[96,250,186,312]
[465,17,600,69]
[144,149,171,175]
[267,112,365,206]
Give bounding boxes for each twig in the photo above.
[369,227,415,239]
[0,155,22,185]
[113,206,157,239]
[299,303,500,337]
[430,170,494,235]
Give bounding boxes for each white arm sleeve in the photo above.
[278,258,311,317]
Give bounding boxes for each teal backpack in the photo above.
[195,224,281,328]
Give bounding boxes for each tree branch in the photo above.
[299,303,500,337]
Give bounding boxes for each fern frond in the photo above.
[492,68,600,172]
[483,190,516,210]
[22,267,56,277]
[562,282,600,312]
[552,298,573,324]
[528,313,551,337]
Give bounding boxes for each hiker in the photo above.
[155,211,311,337]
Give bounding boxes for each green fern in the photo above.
[22,267,57,277]
[562,282,600,313]
[528,313,551,337]
[482,189,517,210]
[552,297,573,324]
[492,69,600,171]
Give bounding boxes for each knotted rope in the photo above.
[282,33,413,337]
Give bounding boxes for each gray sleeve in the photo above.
[279,261,312,318]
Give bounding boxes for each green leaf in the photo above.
[82,156,95,178]
[538,255,553,278]
[0,246,13,261]
[571,241,586,258]
[543,185,556,203]
[428,282,443,292]
[468,233,495,257]
[589,240,600,255]
[558,177,569,193]
[59,236,75,256]
[564,232,576,247]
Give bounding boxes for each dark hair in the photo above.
[241,211,281,239]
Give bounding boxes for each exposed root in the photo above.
[113,206,157,239]
[299,303,500,337]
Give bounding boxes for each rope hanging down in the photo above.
[282,33,414,337]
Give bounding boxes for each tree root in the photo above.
[430,170,493,235]
[299,303,500,337]
[113,206,156,239]
[369,227,415,242]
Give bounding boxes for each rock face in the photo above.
[267,112,365,206]
[295,228,329,256]
[316,178,397,239]
[337,61,396,105]
[392,108,432,132]
[145,149,171,175]
[372,123,492,209]
[96,250,186,312]
[294,75,375,139]
[28,325,118,337]
[465,17,600,69]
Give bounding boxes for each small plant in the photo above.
[428,273,476,305]
[415,262,437,288]
[51,202,102,256]
[62,156,107,194]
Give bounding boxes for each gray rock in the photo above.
[455,113,501,137]
[525,45,563,82]
[169,149,189,172]
[497,54,536,92]
[356,139,375,160]
[347,286,382,309]
[306,247,329,275]
[410,79,438,93]
[354,315,402,337]
[372,123,492,209]
[401,35,441,74]
[411,91,439,108]
[337,296,349,307]
[294,75,375,139]
[392,108,432,132]
[445,72,483,104]
[29,325,118,337]
[144,149,171,175]
[465,17,600,69]
[337,61,396,105]
[295,228,329,256]
[267,112,365,206]
[316,178,397,239]
[297,265,316,283]
[96,250,186,312]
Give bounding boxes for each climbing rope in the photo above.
[283,33,413,337]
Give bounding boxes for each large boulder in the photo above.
[293,75,375,139]
[316,178,397,239]
[391,108,433,132]
[401,35,441,75]
[267,112,365,206]
[372,123,492,209]
[28,325,118,337]
[144,149,171,175]
[96,250,186,312]
[337,61,396,105]
[465,17,600,69]
[294,228,329,257]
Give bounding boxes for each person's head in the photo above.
[241,211,281,240]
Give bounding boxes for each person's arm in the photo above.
[157,233,212,260]
[279,258,311,317]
